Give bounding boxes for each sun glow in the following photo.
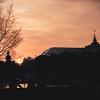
[16,58,23,64]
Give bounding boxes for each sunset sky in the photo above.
[5,0,100,62]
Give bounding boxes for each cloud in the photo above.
[6,0,100,57]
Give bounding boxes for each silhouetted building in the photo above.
[42,34,100,56]
[35,34,100,87]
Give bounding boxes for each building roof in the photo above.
[42,34,100,56]
[42,47,84,56]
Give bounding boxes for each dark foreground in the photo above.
[0,87,100,99]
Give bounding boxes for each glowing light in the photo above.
[16,58,23,64]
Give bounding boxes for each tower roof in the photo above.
[93,34,98,44]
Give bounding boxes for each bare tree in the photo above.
[0,1,22,60]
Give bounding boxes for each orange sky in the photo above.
[5,0,100,61]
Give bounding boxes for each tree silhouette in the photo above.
[0,1,22,59]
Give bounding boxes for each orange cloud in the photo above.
[6,0,100,59]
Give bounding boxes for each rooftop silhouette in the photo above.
[42,34,100,56]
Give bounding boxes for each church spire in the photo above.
[93,34,98,44]
[92,28,98,44]
[85,29,100,48]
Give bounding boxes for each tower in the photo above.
[93,34,98,44]
[92,28,99,44]
[85,30,100,49]
[6,51,11,63]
